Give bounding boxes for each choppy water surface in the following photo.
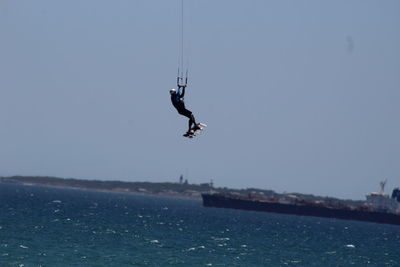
[1,183,399,266]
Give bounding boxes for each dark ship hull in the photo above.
[202,193,400,226]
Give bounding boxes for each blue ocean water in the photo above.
[0,183,399,267]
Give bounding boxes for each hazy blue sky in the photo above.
[1,0,399,199]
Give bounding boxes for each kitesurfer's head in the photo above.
[170,88,177,95]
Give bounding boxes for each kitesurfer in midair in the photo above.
[170,83,200,135]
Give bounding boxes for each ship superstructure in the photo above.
[365,180,400,214]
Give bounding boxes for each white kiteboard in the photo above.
[183,123,207,138]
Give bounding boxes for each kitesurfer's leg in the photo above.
[178,108,196,133]
[188,113,197,132]
[190,113,201,131]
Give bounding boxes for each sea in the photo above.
[1,183,399,267]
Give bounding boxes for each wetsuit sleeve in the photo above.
[180,86,186,97]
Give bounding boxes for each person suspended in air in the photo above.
[170,76,205,137]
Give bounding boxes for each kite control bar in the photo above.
[177,68,188,88]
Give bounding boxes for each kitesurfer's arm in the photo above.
[180,85,186,97]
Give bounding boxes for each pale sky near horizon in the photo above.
[0,0,399,200]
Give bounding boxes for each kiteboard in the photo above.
[183,123,207,138]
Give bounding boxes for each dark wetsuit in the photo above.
[171,86,196,131]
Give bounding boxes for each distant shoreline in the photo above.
[0,176,366,207]
[0,176,208,200]
[16,182,203,200]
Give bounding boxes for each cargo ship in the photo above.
[202,182,400,226]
